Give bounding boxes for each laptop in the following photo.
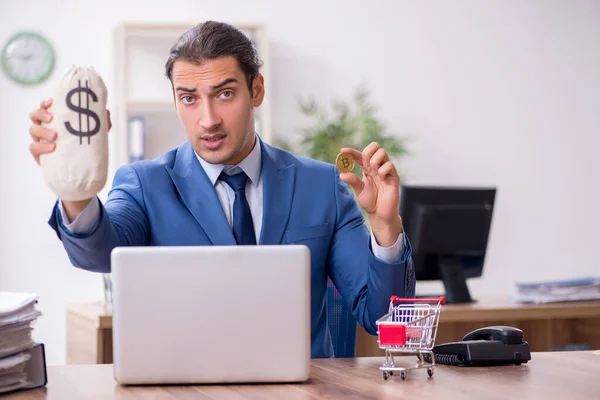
[110,245,312,385]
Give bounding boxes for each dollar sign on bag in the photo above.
[65,80,100,145]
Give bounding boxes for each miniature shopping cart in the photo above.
[376,296,445,380]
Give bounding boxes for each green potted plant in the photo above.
[275,83,410,194]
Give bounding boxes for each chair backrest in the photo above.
[326,278,357,357]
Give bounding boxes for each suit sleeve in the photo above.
[370,231,406,263]
[48,164,150,273]
[326,169,416,335]
[58,196,101,235]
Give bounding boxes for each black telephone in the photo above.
[426,326,531,366]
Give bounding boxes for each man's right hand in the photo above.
[29,98,112,222]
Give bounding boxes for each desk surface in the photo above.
[9,352,600,399]
[439,297,600,322]
[67,297,600,328]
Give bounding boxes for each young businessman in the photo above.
[28,21,415,358]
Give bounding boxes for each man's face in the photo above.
[171,56,264,165]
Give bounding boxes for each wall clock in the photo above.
[1,31,56,86]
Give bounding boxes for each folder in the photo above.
[0,291,46,394]
[0,343,47,394]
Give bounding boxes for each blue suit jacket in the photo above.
[49,138,415,358]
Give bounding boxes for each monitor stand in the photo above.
[438,256,475,304]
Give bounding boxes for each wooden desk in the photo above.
[356,297,600,356]
[66,303,113,364]
[66,298,600,364]
[8,352,600,399]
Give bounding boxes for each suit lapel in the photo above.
[165,142,236,246]
[259,140,296,245]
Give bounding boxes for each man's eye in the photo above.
[181,96,195,105]
[219,90,234,99]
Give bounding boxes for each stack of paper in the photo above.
[514,277,600,304]
[0,292,42,394]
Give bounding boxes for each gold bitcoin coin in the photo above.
[336,152,354,173]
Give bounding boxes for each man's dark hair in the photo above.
[165,21,263,94]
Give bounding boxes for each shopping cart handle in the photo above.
[390,296,446,305]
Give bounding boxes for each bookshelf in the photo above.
[109,22,272,177]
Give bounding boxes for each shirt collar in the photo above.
[194,134,262,187]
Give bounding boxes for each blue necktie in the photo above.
[219,171,257,245]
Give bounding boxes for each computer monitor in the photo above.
[399,185,496,303]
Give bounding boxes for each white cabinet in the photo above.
[109,23,271,174]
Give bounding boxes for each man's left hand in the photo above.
[339,142,403,247]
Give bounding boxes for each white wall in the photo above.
[1,0,599,365]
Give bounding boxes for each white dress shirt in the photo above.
[59,137,406,263]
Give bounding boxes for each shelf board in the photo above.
[127,101,176,114]
[121,23,264,40]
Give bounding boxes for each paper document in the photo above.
[0,292,42,394]
[0,292,38,317]
[513,277,600,304]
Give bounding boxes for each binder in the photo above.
[0,343,47,395]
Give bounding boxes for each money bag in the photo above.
[40,66,109,201]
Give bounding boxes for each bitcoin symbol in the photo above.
[65,80,101,145]
[335,152,355,173]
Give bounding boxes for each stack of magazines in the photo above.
[514,277,600,304]
[0,292,46,394]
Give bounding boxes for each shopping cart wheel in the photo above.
[427,368,434,377]
[389,371,394,376]
[400,371,406,380]
[383,372,389,380]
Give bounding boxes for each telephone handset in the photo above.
[426,326,532,366]
[462,326,525,344]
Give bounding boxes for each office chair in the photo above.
[326,278,357,357]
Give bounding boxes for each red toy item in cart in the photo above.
[376,296,445,380]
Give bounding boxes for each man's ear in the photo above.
[252,74,265,107]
